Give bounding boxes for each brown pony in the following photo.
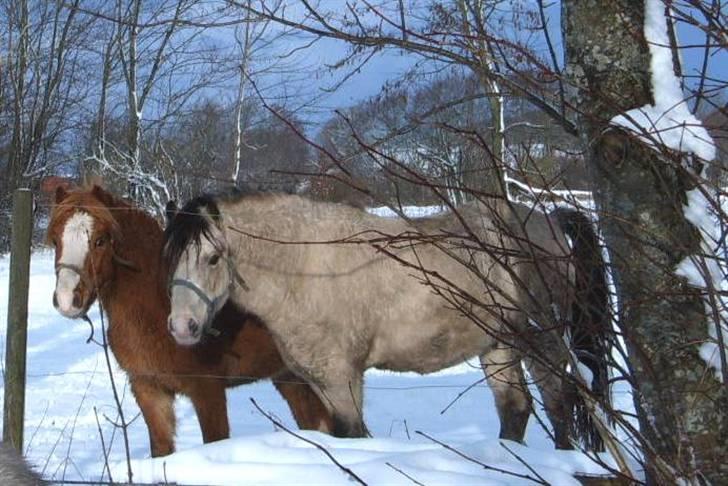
[47,185,332,457]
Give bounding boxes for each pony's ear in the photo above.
[91,185,115,208]
[165,200,178,224]
[54,185,68,204]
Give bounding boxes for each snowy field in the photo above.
[0,251,617,485]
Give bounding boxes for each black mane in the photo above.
[163,186,300,270]
[162,194,222,270]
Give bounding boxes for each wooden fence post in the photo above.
[3,189,33,452]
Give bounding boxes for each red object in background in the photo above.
[39,176,74,200]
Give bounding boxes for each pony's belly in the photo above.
[369,320,491,374]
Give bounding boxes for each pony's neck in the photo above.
[218,197,307,318]
[99,207,167,319]
[218,199,271,265]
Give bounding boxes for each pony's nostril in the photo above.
[72,291,82,309]
[188,319,200,336]
[53,292,58,308]
[167,317,174,334]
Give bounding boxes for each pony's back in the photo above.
[220,194,537,373]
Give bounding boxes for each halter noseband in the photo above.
[55,262,92,288]
[168,256,249,337]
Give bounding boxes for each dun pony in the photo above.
[164,192,610,450]
[47,185,332,457]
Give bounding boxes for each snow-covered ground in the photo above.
[368,205,446,218]
[0,251,616,485]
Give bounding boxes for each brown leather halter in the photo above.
[54,247,140,292]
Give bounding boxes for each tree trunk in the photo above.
[232,3,254,185]
[456,0,507,200]
[1,0,30,252]
[562,1,728,483]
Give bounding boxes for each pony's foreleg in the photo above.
[273,371,334,434]
[314,371,367,438]
[480,345,531,443]
[524,355,574,449]
[130,378,176,457]
[188,380,230,444]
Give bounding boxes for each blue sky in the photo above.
[255,0,727,124]
[195,0,726,136]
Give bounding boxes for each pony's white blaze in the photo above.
[55,212,93,316]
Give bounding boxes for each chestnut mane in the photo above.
[47,186,127,247]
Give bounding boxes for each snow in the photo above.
[505,175,594,212]
[575,363,594,392]
[367,205,445,218]
[0,251,617,484]
[120,432,602,485]
[611,0,715,162]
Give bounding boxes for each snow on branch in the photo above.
[613,0,726,382]
[611,0,715,162]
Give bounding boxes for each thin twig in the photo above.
[250,398,367,485]
[415,430,547,485]
[61,373,95,482]
[439,376,487,415]
[386,462,425,485]
[85,310,134,483]
[500,441,549,485]
[93,407,113,484]
[49,481,169,485]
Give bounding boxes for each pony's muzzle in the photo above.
[54,266,88,318]
[168,315,202,346]
[53,286,86,318]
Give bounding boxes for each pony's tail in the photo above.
[552,208,611,452]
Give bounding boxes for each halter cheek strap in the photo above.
[168,278,226,337]
[168,256,249,337]
[227,257,249,292]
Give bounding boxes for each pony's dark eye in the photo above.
[95,236,106,247]
[209,254,220,266]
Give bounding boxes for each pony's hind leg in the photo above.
[188,380,230,443]
[273,371,334,433]
[480,345,531,443]
[525,355,573,449]
[130,378,176,457]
